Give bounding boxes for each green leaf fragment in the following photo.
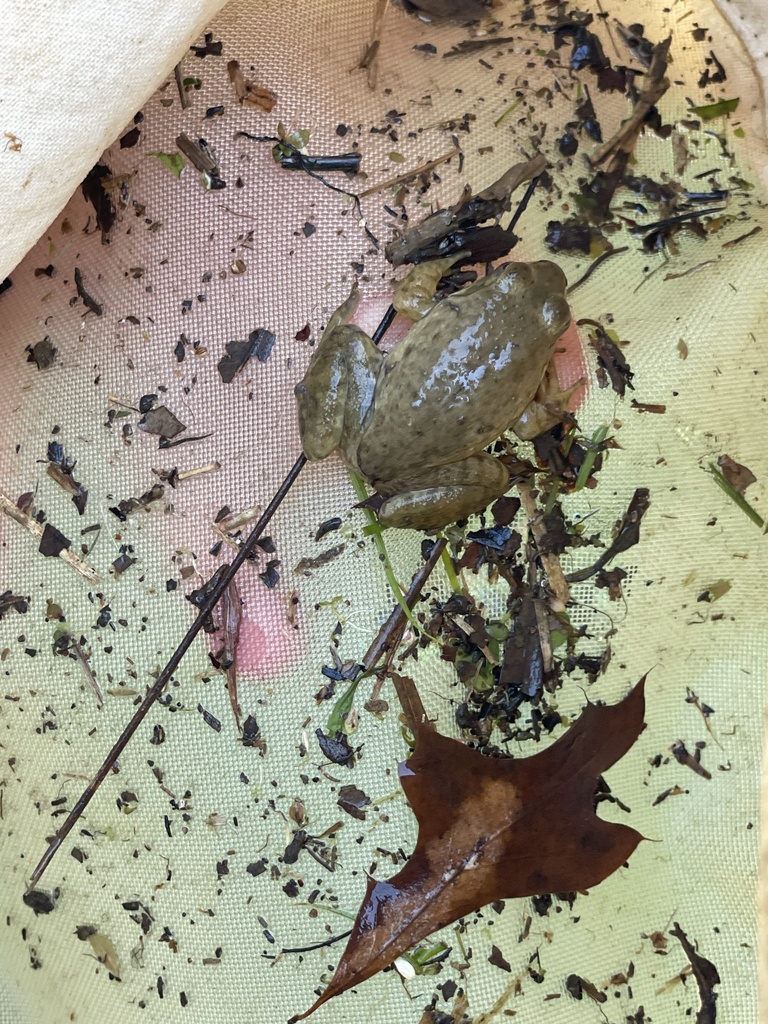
[709,462,766,531]
[150,151,185,177]
[687,97,739,120]
[326,676,362,735]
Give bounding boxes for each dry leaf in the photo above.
[293,678,646,1019]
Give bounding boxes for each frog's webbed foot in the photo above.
[513,362,585,441]
[375,453,509,531]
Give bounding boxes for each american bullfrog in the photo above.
[295,259,571,531]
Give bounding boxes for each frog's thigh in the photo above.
[377,453,509,531]
[296,325,380,461]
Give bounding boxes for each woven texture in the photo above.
[0,3,765,1024]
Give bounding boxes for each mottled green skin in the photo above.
[295,261,571,530]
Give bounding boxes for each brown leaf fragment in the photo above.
[316,729,354,767]
[631,399,666,414]
[337,785,371,821]
[488,944,512,972]
[588,327,634,396]
[293,679,647,1019]
[670,740,711,780]
[227,60,276,111]
[670,922,720,1024]
[566,973,607,1002]
[716,454,755,495]
[0,590,29,619]
[595,566,627,601]
[294,544,346,574]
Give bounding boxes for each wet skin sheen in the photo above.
[295,260,571,531]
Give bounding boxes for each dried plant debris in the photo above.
[584,321,635,396]
[74,267,104,316]
[138,405,186,439]
[716,454,755,495]
[175,133,225,190]
[218,328,277,383]
[109,484,165,520]
[81,163,116,242]
[47,441,88,514]
[39,522,71,558]
[670,922,720,1023]
[293,680,646,1019]
[26,337,57,369]
[0,590,29,619]
[386,154,546,267]
[337,784,371,821]
[227,59,277,112]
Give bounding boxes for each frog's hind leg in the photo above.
[376,453,509,531]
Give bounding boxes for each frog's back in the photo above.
[358,261,571,483]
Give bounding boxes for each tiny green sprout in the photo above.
[574,424,611,491]
[397,941,451,976]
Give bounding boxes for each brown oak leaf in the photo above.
[293,678,646,1019]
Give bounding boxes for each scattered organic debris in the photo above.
[47,441,88,514]
[26,337,57,369]
[75,925,121,979]
[670,922,720,1023]
[227,59,277,112]
[218,328,277,382]
[293,679,646,1019]
[175,132,225,189]
[81,163,116,241]
[74,267,103,317]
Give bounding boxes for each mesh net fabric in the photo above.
[0,2,765,1023]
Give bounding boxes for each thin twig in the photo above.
[28,305,401,890]
[358,150,460,198]
[27,453,307,890]
[174,63,190,110]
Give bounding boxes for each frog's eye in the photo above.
[294,382,307,398]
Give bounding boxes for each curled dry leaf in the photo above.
[293,677,647,1019]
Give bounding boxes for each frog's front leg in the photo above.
[374,453,509,531]
[294,324,382,463]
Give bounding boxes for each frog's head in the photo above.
[493,260,571,337]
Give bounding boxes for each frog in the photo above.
[294,258,571,531]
